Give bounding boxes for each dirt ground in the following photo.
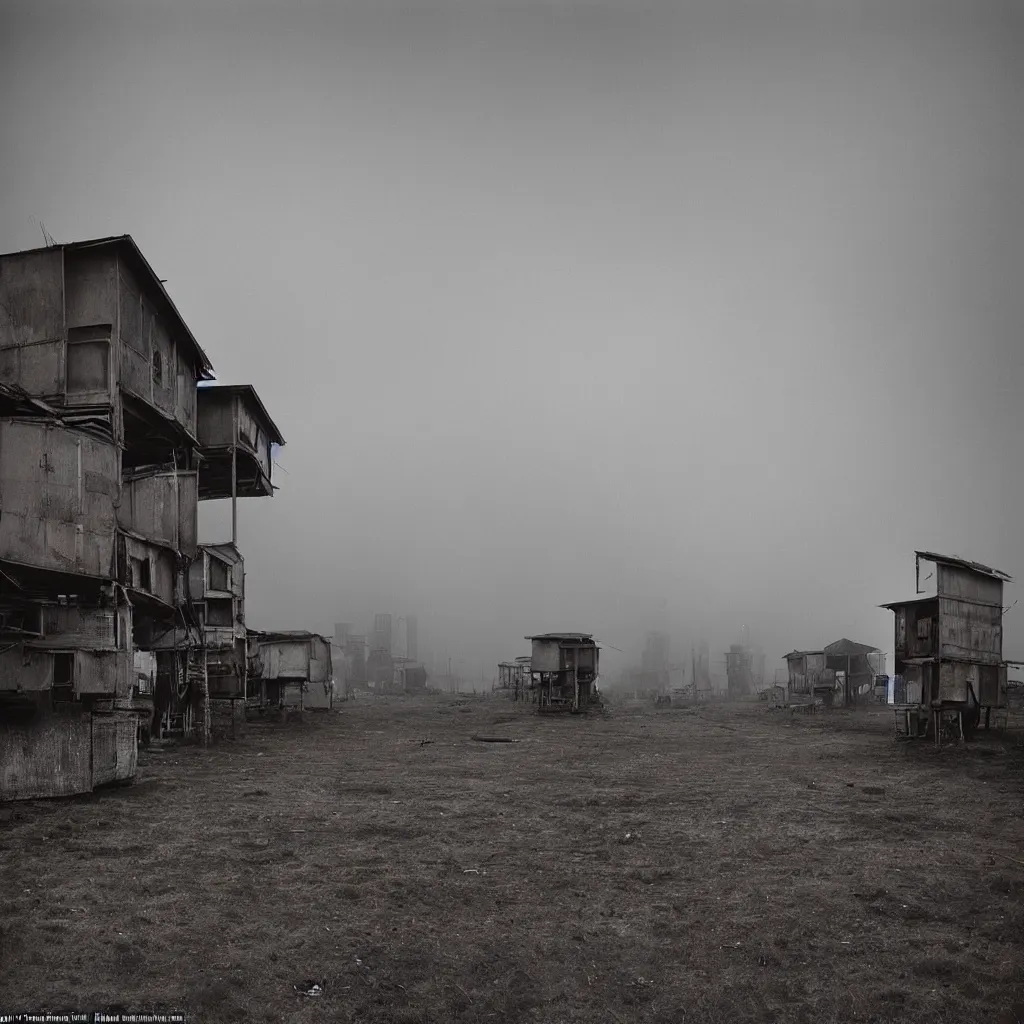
[2,694,1023,1024]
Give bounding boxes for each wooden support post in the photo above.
[231,399,239,546]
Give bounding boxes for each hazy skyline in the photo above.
[2,0,1022,681]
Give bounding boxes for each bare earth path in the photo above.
[2,696,1023,1023]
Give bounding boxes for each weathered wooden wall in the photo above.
[0,249,65,396]
[0,647,53,691]
[116,256,197,435]
[91,712,138,786]
[939,597,1002,665]
[0,708,93,800]
[118,470,198,558]
[120,533,177,606]
[0,419,117,577]
[262,640,311,680]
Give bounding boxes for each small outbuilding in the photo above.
[526,632,600,712]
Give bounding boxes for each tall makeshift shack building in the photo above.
[882,551,1010,735]
[0,235,214,798]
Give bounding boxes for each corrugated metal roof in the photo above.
[525,632,595,641]
[249,629,329,644]
[879,595,937,610]
[915,550,1013,583]
[824,638,882,656]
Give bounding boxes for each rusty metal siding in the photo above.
[0,249,64,396]
[939,597,1002,664]
[118,471,198,557]
[0,420,117,576]
[0,709,93,800]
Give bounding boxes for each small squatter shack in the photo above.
[248,630,334,710]
[785,640,885,707]
[527,632,600,713]
[882,551,1011,742]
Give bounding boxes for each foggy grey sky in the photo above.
[1,0,1022,680]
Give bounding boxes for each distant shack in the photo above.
[526,632,600,713]
[248,630,333,711]
[785,639,885,707]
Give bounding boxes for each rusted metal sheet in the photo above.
[939,597,1002,664]
[0,709,93,800]
[0,249,64,396]
[118,470,198,557]
[0,419,117,576]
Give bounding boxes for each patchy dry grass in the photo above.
[1,696,1024,1023]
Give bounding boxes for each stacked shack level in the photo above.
[0,235,283,799]
[883,551,1010,733]
[527,632,600,712]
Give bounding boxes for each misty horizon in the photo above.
[1,0,1021,683]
